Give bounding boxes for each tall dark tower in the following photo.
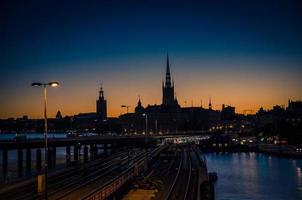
[96,85,107,120]
[209,98,212,110]
[162,54,175,107]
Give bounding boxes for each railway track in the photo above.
[53,146,164,200]
[184,150,192,200]
[0,150,136,200]
[165,148,192,200]
[121,145,207,200]
[54,150,151,200]
[1,145,206,200]
[80,145,166,200]
[186,149,202,200]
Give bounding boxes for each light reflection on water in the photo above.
[295,166,302,191]
[205,152,302,200]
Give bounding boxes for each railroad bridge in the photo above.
[0,133,211,178]
[0,133,216,199]
[0,135,163,178]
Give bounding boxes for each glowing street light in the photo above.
[49,82,59,87]
[31,81,59,199]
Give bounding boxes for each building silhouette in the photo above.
[67,84,108,132]
[119,54,222,134]
[96,85,107,120]
[56,110,62,120]
[135,97,144,114]
[287,99,302,114]
[221,104,235,120]
[162,54,179,109]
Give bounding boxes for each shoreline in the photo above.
[199,144,302,159]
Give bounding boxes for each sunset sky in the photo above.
[1,0,302,119]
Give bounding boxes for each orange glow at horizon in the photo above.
[1,56,301,119]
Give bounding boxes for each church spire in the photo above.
[135,95,144,114]
[166,53,170,75]
[209,97,212,110]
[165,53,172,88]
[162,53,175,107]
[138,95,141,105]
[99,83,104,100]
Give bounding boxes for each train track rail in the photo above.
[164,147,197,200]
[80,145,166,200]
[54,146,164,200]
[165,149,185,200]
[49,150,149,200]
[184,150,192,200]
[1,145,206,200]
[0,150,135,200]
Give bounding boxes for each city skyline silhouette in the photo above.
[1,52,301,119]
[1,1,302,200]
[1,0,301,118]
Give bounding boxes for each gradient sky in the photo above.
[1,0,302,119]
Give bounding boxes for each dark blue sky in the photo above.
[1,0,302,118]
[2,0,302,65]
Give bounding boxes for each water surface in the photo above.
[205,152,302,200]
[0,133,66,141]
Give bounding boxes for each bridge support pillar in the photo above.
[52,146,56,167]
[90,144,97,160]
[2,149,8,180]
[111,143,117,154]
[94,145,98,158]
[84,146,88,163]
[36,149,42,171]
[66,146,71,165]
[48,147,53,168]
[18,149,23,176]
[103,144,108,156]
[74,146,79,162]
[26,148,31,172]
[89,145,93,160]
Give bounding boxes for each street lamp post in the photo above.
[155,119,157,135]
[142,113,148,135]
[32,81,59,199]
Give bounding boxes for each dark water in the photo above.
[0,133,66,141]
[205,152,302,200]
